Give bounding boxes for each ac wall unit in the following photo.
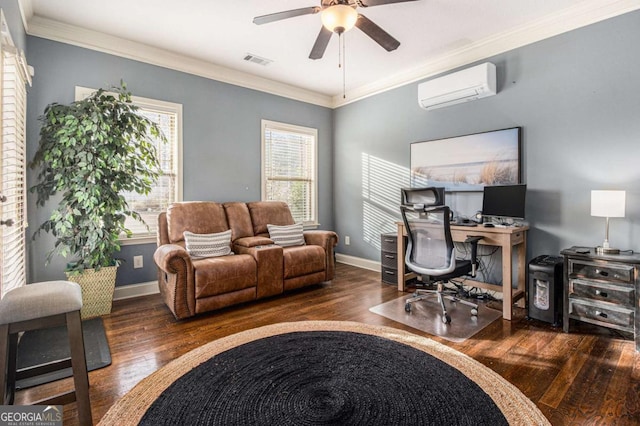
[418,62,497,110]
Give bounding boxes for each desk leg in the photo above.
[502,245,513,321]
[516,235,527,308]
[397,223,405,292]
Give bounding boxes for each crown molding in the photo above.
[333,0,640,107]
[23,0,640,109]
[26,15,334,108]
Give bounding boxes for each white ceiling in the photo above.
[20,0,640,107]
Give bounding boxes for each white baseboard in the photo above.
[335,253,381,272]
[113,280,160,301]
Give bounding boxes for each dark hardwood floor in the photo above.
[16,263,640,425]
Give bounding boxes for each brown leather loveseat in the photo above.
[154,201,338,319]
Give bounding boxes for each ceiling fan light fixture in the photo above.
[321,5,358,34]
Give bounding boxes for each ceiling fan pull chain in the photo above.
[338,32,343,69]
[342,33,347,99]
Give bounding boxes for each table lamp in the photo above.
[591,190,625,254]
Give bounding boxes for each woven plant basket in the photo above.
[66,265,118,319]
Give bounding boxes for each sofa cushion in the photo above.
[283,245,325,279]
[223,202,254,241]
[193,254,256,298]
[167,202,229,244]
[267,223,305,247]
[184,230,232,259]
[247,201,294,236]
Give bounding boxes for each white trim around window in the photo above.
[75,86,183,245]
[261,119,318,226]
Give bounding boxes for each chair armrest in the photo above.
[233,236,274,248]
[304,230,338,248]
[464,235,483,244]
[304,230,339,281]
[153,244,196,319]
[154,244,193,273]
[464,236,483,274]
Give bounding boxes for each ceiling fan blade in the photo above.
[358,0,420,6]
[309,26,333,60]
[253,7,321,25]
[355,14,400,52]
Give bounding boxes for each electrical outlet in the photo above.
[345,236,350,245]
[133,255,144,269]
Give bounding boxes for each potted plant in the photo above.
[30,81,166,318]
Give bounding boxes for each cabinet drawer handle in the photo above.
[384,254,395,259]
[595,269,609,277]
[595,289,608,298]
[384,239,395,243]
[594,310,608,319]
[384,271,395,275]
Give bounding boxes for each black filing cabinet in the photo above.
[381,233,405,285]
[528,255,564,326]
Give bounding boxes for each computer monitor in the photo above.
[482,184,527,222]
[401,187,445,208]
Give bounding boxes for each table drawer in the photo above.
[568,259,634,284]
[569,279,635,307]
[381,234,399,253]
[381,251,398,268]
[569,298,634,330]
[381,267,398,284]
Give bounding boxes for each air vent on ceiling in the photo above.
[243,54,273,66]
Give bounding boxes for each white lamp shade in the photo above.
[591,190,626,218]
[321,5,358,33]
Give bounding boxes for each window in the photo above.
[75,87,183,244]
[261,120,318,225]
[1,11,31,297]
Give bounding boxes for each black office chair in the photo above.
[400,205,482,324]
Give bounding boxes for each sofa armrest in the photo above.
[304,230,339,281]
[154,244,196,319]
[233,236,274,248]
[234,244,284,299]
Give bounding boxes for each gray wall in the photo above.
[25,38,333,286]
[20,8,640,287]
[333,11,640,267]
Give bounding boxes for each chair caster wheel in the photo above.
[405,303,411,313]
[471,308,478,316]
[442,314,451,324]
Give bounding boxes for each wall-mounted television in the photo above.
[410,127,522,192]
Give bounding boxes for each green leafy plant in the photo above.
[30,82,166,273]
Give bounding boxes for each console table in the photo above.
[561,246,639,352]
[396,222,528,321]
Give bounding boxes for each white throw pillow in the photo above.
[184,229,232,258]
[267,223,306,247]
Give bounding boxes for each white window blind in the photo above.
[123,105,180,239]
[261,120,317,225]
[75,87,183,243]
[1,12,31,298]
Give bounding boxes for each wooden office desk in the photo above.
[396,222,529,321]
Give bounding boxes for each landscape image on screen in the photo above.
[411,128,520,191]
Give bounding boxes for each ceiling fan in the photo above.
[253,0,420,60]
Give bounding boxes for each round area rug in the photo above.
[98,321,549,426]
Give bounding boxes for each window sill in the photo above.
[119,236,157,246]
